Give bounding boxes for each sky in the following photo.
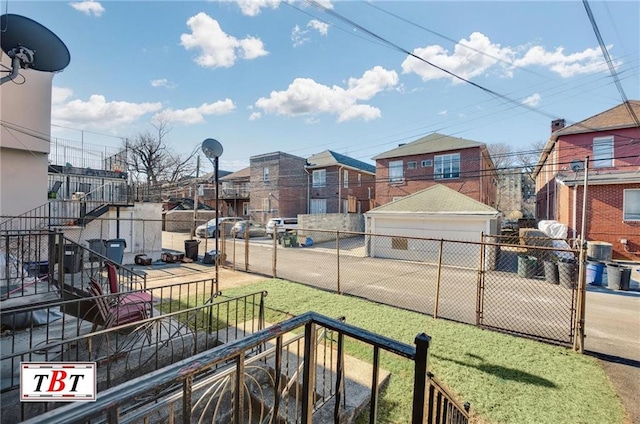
[4,0,639,173]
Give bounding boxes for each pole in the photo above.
[574,156,589,352]
[192,155,200,237]
[214,156,219,290]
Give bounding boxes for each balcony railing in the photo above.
[19,311,470,424]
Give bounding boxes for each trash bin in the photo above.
[543,261,559,284]
[87,239,106,261]
[606,263,631,291]
[517,255,537,278]
[184,239,200,261]
[203,250,221,265]
[105,239,127,265]
[586,261,605,286]
[282,234,291,248]
[63,244,84,273]
[558,259,576,289]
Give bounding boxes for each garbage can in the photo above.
[517,255,537,278]
[105,239,127,265]
[557,259,576,289]
[87,239,106,261]
[185,239,200,261]
[203,250,221,265]
[586,261,605,286]
[282,234,291,248]
[63,244,84,273]
[606,263,631,291]
[543,261,559,284]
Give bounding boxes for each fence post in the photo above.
[476,232,486,326]
[573,241,588,352]
[336,230,341,294]
[412,333,431,424]
[301,322,317,423]
[272,227,278,278]
[232,235,236,271]
[434,239,444,319]
[234,353,245,424]
[244,229,249,272]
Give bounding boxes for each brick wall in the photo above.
[309,165,376,213]
[374,147,490,207]
[249,152,307,223]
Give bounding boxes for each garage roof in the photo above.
[367,184,499,215]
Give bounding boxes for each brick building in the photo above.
[534,101,640,259]
[372,133,497,208]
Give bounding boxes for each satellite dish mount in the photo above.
[0,14,70,85]
[570,159,584,172]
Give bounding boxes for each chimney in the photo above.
[551,119,565,133]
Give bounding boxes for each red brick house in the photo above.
[534,101,640,260]
[305,150,376,214]
[219,167,250,218]
[372,133,497,207]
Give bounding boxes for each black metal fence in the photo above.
[218,227,580,345]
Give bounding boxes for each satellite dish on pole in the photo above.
[0,14,71,85]
[202,138,223,159]
[570,159,584,172]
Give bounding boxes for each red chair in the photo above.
[87,279,149,330]
[106,263,153,305]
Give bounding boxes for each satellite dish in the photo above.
[201,138,223,159]
[0,14,70,84]
[570,159,584,172]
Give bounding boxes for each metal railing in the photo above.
[217,227,580,346]
[18,312,469,424]
[0,200,113,232]
[1,287,268,421]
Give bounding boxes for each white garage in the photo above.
[365,185,500,269]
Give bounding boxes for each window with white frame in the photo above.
[434,153,460,179]
[263,167,270,182]
[242,202,249,216]
[593,136,614,168]
[262,198,270,212]
[389,160,404,182]
[310,199,326,214]
[421,159,433,168]
[343,170,349,188]
[624,189,640,221]
[312,169,326,187]
[357,174,362,187]
[407,161,417,170]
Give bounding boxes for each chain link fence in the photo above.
[214,226,579,345]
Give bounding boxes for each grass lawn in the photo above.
[174,278,624,424]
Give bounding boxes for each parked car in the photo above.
[196,217,243,238]
[231,221,267,239]
[265,217,298,239]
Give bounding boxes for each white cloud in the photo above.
[153,99,236,125]
[308,20,329,36]
[181,13,268,69]
[52,95,161,128]
[402,32,615,83]
[255,66,398,122]
[69,0,104,17]
[522,93,541,107]
[52,87,74,104]
[231,0,333,16]
[150,78,176,88]
[292,20,329,47]
[249,112,262,121]
[402,32,515,84]
[438,110,447,116]
[512,45,613,77]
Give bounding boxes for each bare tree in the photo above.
[516,140,546,180]
[124,119,197,185]
[487,143,515,172]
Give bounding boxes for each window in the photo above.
[263,167,270,182]
[310,199,326,214]
[624,189,640,221]
[343,170,349,188]
[312,169,326,187]
[593,136,613,168]
[242,202,249,216]
[421,159,433,168]
[342,199,349,213]
[357,174,362,187]
[434,153,460,179]
[389,160,404,182]
[262,198,270,212]
[407,161,417,170]
[391,237,408,250]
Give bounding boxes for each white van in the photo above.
[265,217,298,238]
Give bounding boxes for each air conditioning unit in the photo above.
[72,192,86,201]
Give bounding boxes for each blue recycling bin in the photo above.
[105,239,127,264]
